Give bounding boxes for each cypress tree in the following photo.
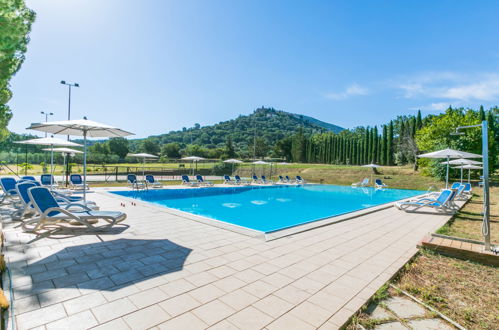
[366,128,371,163]
[381,125,387,165]
[416,110,423,130]
[479,105,486,121]
[373,126,379,163]
[388,121,394,165]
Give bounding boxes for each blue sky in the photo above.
[8,0,499,138]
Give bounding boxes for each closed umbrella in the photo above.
[361,163,381,182]
[181,156,205,175]
[223,159,243,175]
[27,118,133,201]
[15,136,82,188]
[128,153,159,179]
[418,148,482,188]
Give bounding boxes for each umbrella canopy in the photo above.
[418,148,482,159]
[27,119,133,137]
[128,153,159,179]
[223,159,243,164]
[181,156,205,161]
[418,148,482,188]
[27,119,133,201]
[14,136,82,147]
[252,160,269,165]
[440,158,482,165]
[42,147,83,154]
[277,162,290,165]
[361,163,381,168]
[128,153,159,158]
[15,137,83,187]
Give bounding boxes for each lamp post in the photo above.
[40,111,54,137]
[60,80,79,185]
[452,121,491,251]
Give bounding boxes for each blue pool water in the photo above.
[111,185,423,233]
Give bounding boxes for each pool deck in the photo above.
[1,187,464,330]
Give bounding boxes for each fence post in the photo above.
[115,166,118,182]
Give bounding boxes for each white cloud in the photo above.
[324,83,369,100]
[409,102,452,112]
[396,72,499,101]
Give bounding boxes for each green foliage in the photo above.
[222,136,236,159]
[0,0,35,141]
[160,142,181,159]
[108,137,129,159]
[141,138,160,155]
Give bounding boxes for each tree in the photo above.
[479,105,486,121]
[223,136,236,159]
[416,110,423,130]
[160,142,181,159]
[108,138,129,159]
[141,138,160,155]
[0,0,35,141]
[291,128,307,162]
[273,136,293,161]
[381,125,387,165]
[387,121,394,165]
[254,137,269,158]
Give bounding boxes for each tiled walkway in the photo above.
[2,189,461,329]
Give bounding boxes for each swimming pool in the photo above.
[112,185,423,233]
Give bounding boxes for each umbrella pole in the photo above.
[83,130,87,202]
[143,157,145,180]
[50,144,54,190]
[445,156,449,188]
[468,169,471,184]
[460,167,463,183]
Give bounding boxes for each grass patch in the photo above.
[394,248,498,329]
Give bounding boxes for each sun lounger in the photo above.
[23,186,125,233]
[285,175,294,183]
[278,175,287,183]
[295,176,306,184]
[70,174,89,190]
[224,175,235,184]
[261,176,273,184]
[196,175,214,186]
[375,179,387,189]
[395,189,455,213]
[234,175,250,185]
[40,174,57,186]
[145,175,162,188]
[1,177,21,205]
[21,176,37,182]
[181,175,199,187]
[352,178,369,187]
[463,183,472,195]
[127,174,146,190]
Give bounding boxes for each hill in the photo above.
[133,107,344,152]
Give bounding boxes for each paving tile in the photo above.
[384,296,426,318]
[407,318,454,330]
[242,280,276,299]
[192,299,235,325]
[212,276,246,293]
[219,290,259,311]
[189,284,225,304]
[38,286,82,307]
[46,310,98,330]
[158,278,195,297]
[267,312,317,330]
[253,294,293,318]
[227,306,273,330]
[289,301,333,327]
[159,293,201,317]
[16,303,67,329]
[185,271,219,286]
[157,312,207,330]
[375,321,408,329]
[91,297,137,323]
[92,318,131,330]
[273,285,311,305]
[129,287,169,309]
[207,320,240,330]
[63,292,107,315]
[13,295,40,315]
[123,305,171,330]
[31,269,68,283]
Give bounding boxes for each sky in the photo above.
[8,0,499,139]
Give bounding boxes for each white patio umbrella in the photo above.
[128,153,159,179]
[15,136,82,187]
[181,156,205,175]
[27,119,134,201]
[223,159,243,174]
[252,160,269,177]
[361,163,381,182]
[441,158,483,183]
[418,148,482,188]
[43,147,84,181]
[453,164,483,183]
